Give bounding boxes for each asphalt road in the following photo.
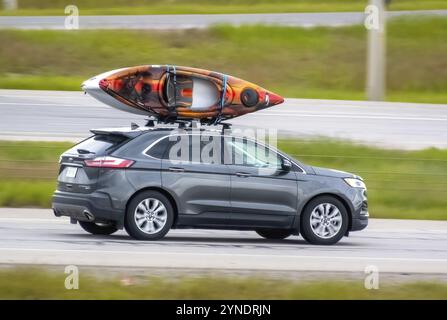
[0,208,446,277]
[0,10,446,30]
[1,89,447,149]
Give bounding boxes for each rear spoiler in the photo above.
[89,127,148,138]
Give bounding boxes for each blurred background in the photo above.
[0,0,447,299]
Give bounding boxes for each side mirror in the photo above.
[281,159,292,172]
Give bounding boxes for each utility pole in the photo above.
[3,0,18,11]
[365,0,386,101]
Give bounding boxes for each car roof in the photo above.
[90,125,226,138]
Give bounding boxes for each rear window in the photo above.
[66,135,129,156]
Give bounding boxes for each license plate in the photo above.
[65,167,78,178]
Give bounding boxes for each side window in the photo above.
[198,135,221,164]
[224,138,282,168]
[157,134,222,164]
[165,135,188,162]
[145,136,171,159]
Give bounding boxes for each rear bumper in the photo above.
[52,190,124,228]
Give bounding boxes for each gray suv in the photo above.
[52,125,368,245]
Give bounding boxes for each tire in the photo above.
[78,221,118,235]
[124,190,174,240]
[256,229,293,240]
[300,196,349,245]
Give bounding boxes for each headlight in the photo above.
[344,178,366,189]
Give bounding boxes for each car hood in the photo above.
[312,166,357,179]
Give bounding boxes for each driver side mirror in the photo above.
[281,159,292,172]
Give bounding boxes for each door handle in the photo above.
[236,172,251,178]
[168,167,185,172]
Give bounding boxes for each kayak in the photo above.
[82,65,284,123]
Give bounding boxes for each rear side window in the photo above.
[146,137,171,159]
[146,135,221,164]
[145,136,180,160]
[66,135,129,156]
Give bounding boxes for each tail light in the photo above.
[84,156,134,168]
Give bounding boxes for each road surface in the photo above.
[0,208,446,277]
[0,10,446,30]
[1,89,447,149]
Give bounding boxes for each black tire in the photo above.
[124,190,174,240]
[300,196,349,245]
[78,221,118,235]
[256,229,293,240]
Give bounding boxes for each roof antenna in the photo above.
[131,122,139,130]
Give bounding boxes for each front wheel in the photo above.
[256,229,293,240]
[125,191,174,240]
[78,221,118,235]
[300,196,348,245]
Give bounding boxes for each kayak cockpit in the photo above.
[163,74,219,111]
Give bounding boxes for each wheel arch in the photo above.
[297,193,353,235]
[125,187,179,227]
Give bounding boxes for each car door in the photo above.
[224,136,298,228]
[160,133,231,226]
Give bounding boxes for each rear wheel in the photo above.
[256,229,293,240]
[125,191,174,240]
[300,196,348,245]
[78,221,118,235]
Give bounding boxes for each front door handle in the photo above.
[168,167,185,172]
[236,172,251,178]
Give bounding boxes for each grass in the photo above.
[1,0,447,15]
[0,268,446,299]
[279,139,447,220]
[0,141,69,207]
[0,17,446,103]
[1,139,447,220]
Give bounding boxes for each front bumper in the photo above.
[350,188,368,231]
[52,190,124,228]
[351,216,368,231]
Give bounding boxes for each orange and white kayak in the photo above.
[82,65,284,123]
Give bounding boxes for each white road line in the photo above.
[0,218,66,223]
[0,102,100,107]
[0,247,445,262]
[255,113,447,121]
[2,102,447,121]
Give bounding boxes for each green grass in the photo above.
[1,17,447,103]
[0,141,70,207]
[1,139,447,220]
[1,268,446,299]
[279,139,447,220]
[1,0,447,15]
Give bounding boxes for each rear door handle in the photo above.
[168,167,185,172]
[236,172,251,178]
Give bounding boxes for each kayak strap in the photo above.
[165,65,178,118]
[214,74,227,125]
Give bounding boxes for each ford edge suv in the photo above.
[52,125,368,245]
